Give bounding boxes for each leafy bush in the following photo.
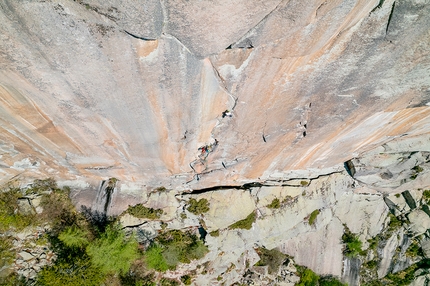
[144,244,169,272]
[297,266,320,286]
[37,256,105,286]
[159,278,180,286]
[319,276,347,286]
[40,187,77,233]
[423,190,430,202]
[210,229,220,237]
[387,213,402,233]
[58,226,89,248]
[229,211,256,230]
[406,240,422,257]
[0,235,15,268]
[126,204,163,220]
[254,247,287,274]
[309,209,320,225]
[181,275,192,285]
[0,187,35,231]
[145,230,209,271]
[342,226,363,258]
[267,198,281,209]
[86,226,139,275]
[187,198,210,215]
[385,263,418,285]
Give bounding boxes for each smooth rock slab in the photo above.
[408,209,430,236]
[18,251,34,261]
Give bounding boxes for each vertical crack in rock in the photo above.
[385,1,396,35]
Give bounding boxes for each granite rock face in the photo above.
[0,0,429,192]
[1,1,430,284]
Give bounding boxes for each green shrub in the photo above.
[423,190,430,202]
[229,211,256,230]
[58,226,90,248]
[187,198,210,215]
[181,275,192,285]
[387,213,402,233]
[267,198,281,209]
[363,260,378,270]
[319,276,347,286]
[37,256,105,286]
[210,229,220,237]
[254,247,287,274]
[342,226,363,258]
[144,244,169,271]
[308,209,320,225]
[40,186,77,233]
[297,266,319,286]
[126,204,163,220]
[159,278,180,286]
[0,187,35,231]
[145,230,209,271]
[406,240,421,257]
[368,236,379,251]
[0,236,15,268]
[385,263,418,285]
[86,226,139,275]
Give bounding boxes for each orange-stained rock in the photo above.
[0,0,429,195]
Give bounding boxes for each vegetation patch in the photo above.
[342,226,363,258]
[406,239,422,257]
[254,247,287,274]
[125,204,163,220]
[229,211,256,230]
[308,209,320,225]
[267,198,281,209]
[181,274,192,285]
[387,213,403,233]
[210,229,220,237]
[145,229,208,271]
[187,198,210,215]
[0,187,36,232]
[423,190,430,202]
[296,265,346,286]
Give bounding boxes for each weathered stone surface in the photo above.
[18,251,34,262]
[83,0,163,39]
[408,209,430,236]
[119,213,147,227]
[186,189,255,231]
[0,0,428,191]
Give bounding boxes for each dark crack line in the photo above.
[123,30,157,41]
[385,1,396,36]
[226,0,284,49]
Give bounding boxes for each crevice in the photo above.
[226,0,284,49]
[371,0,386,13]
[75,1,119,22]
[188,171,344,195]
[385,1,396,36]
[123,30,157,41]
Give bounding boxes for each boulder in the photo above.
[408,210,430,236]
